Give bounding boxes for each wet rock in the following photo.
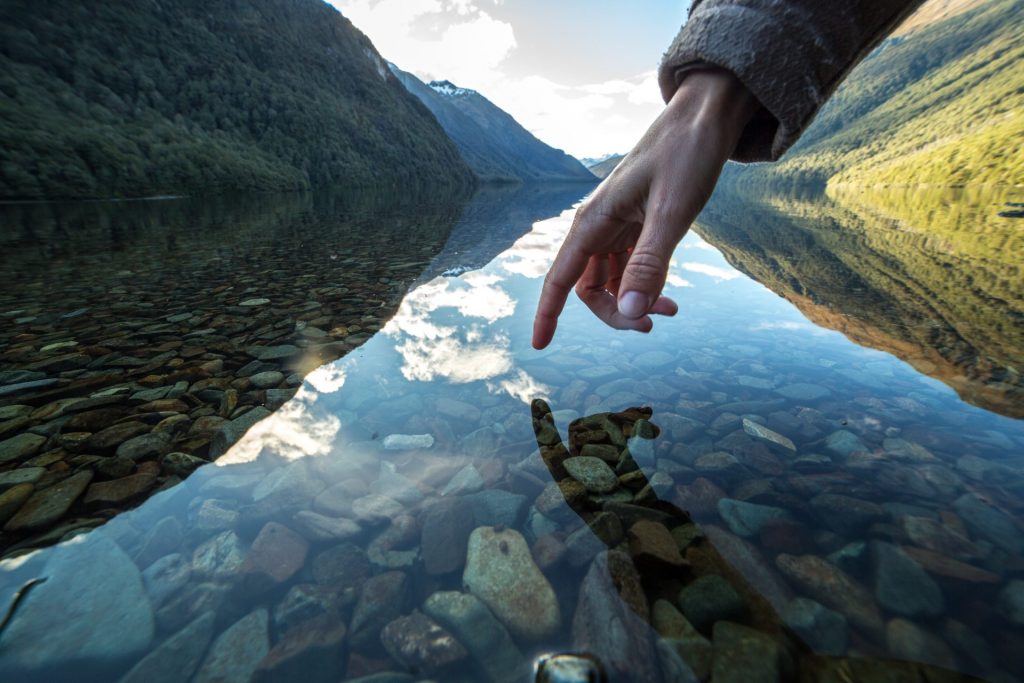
[901,515,978,558]
[4,470,93,531]
[440,464,484,496]
[421,497,475,575]
[464,489,527,527]
[192,530,246,579]
[824,430,867,457]
[826,541,868,575]
[120,611,216,683]
[652,600,712,680]
[350,571,409,649]
[194,608,270,683]
[711,621,782,683]
[694,451,744,481]
[999,580,1024,625]
[900,545,1000,584]
[0,536,154,670]
[436,397,482,423]
[84,471,158,506]
[563,456,619,493]
[953,493,1023,555]
[572,550,658,682]
[312,543,372,598]
[273,583,341,634]
[155,582,230,634]
[677,574,746,632]
[208,406,272,458]
[0,482,33,524]
[249,370,284,389]
[628,519,685,573]
[248,344,298,360]
[97,455,136,479]
[239,522,309,592]
[423,591,524,683]
[351,494,403,525]
[717,498,792,538]
[776,554,883,635]
[382,433,434,450]
[0,466,45,492]
[162,451,206,477]
[116,432,172,462]
[673,477,726,516]
[367,514,419,570]
[942,618,994,670]
[781,597,847,655]
[885,618,955,670]
[564,523,608,568]
[84,421,150,452]
[135,515,184,569]
[142,552,192,607]
[463,526,561,642]
[293,510,362,541]
[380,611,468,673]
[252,614,347,683]
[742,419,796,451]
[0,432,46,464]
[810,493,885,536]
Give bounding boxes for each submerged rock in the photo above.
[871,541,944,618]
[781,597,847,655]
[380,611,467,673]
[194,608,270,683]
[776,553,882,635]
[711,621,782,683]
[0,535,154,672]
[463,526,560,642]
[423,590,524,683]
[120,611,215,683]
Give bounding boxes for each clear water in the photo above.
[0,184,1022,682]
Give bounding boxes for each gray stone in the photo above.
[0,483,33,525]
[717,498,792,538]
[0,432,47,464]
[563,456,619,493]
[142,553,192,607]
[711,621,782,683]
[441,464,485,496]
[209,406,272,458]
[155,583,229,634]
[742,419,796,451]
[0,536,154,670]
[810,493,885,536]
[350,571,409,649]
[351,493,403,524]
[273,584,339,634]
[161,451,206,477]
[464,489,527,527]
[436,398,482,422]
[651,600,711,680]
[249,371,284,389]
[421,497,475,575]
[999,580,1024,625]
[776,554,882,635]
[382,433,434,450]
[120,612,215,683]
[194,608,270,683]
[192,530,246,579]
[116,432,172,462]
[677,574,746,631]
[463,526,560,642]
[4,470,93,531]
[826,541,867,575]
[885,618,955,670]
[135,516,184,569]
[781,597,847,655]
[572,550,658,682]
[954,493,1023,554]
[292,510,362,541]
[824,430,867,457]
[248,344,299,360]
[311,543,371,606]
[423,591,524,683]
[380,611,467,673]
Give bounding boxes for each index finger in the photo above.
[532,238,589,350]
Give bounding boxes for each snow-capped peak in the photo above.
[429,80,475,97]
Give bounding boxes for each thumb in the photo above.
[617,204,688,319]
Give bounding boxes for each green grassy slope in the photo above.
[725,0,1023,189]
[0,0,475,199]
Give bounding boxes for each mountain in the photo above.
[723,0,1023,189]
[696,185,1023,418]
[585,154,625,179]
[389,64,597,184]
[0,0,474,200]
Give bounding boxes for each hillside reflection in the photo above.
[696,185,1023,418]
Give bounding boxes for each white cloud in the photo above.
[681,262,742,281]
[330,0,665,158]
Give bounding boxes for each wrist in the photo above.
[666,67,759,138]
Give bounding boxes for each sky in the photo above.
[327,0,689,159]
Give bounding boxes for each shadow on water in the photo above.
[0,183,1022,682]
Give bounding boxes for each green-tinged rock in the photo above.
[677,574,746,632]
[423,591,524,683]
[712,621,782,683]
[4,470,93,531]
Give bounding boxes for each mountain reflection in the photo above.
[696,185,1023,418]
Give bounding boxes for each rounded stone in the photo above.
[563,456,619,493]
[249,371,284,389]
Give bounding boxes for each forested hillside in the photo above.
[724,0,1023,189]
[0,0,474,199]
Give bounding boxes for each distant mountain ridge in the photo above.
[0,0,473,199]
[584,154,625,179]
[723,0,1022,189]
[390,64,597,184]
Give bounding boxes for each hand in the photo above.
[532,68,759,349]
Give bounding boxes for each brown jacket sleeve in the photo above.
[659,0,925,161]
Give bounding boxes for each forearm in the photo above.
[659,0,926,161]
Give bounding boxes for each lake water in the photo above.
[0,183,1022,682]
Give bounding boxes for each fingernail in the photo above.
[618,291,648,318]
